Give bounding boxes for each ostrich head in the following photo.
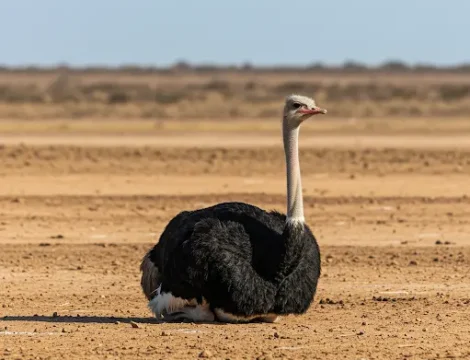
[283,94,327,128]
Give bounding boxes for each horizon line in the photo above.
[1,59,470,71]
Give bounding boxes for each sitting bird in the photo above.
[140,94,326,323]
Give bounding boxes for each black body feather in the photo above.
[145,201,321,317]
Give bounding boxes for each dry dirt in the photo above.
[1,129,470,360]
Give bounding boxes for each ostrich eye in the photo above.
[292,102,302,109]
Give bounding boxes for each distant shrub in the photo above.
[244,81,257,91]
[379,61,410,71]
[154,91,185,104]
[343,61,368,71]
[0,85,44,103]
[203,80,231,92]
[438,85,470,101]
[108,92,129,104]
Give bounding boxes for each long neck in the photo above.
[283,119,304,224]
[274,118,305,281]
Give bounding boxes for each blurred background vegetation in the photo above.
[1,61,470,122]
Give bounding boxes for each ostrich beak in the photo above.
[298,107,327,115]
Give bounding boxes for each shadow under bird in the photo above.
[140,94,327,323]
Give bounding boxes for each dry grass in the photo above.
[0,67,470,121]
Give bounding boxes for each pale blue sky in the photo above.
[1,0,469,67]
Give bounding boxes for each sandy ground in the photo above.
[1,131,470,360]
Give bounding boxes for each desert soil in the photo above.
[1,130,470,360]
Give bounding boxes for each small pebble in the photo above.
[199,349,213,358]
[130,321,140,329]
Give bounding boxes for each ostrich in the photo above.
[140,94,326,323]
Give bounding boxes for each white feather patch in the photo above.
[148,289,214,322]
[148,291,194,317]
[286,216,305,225]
